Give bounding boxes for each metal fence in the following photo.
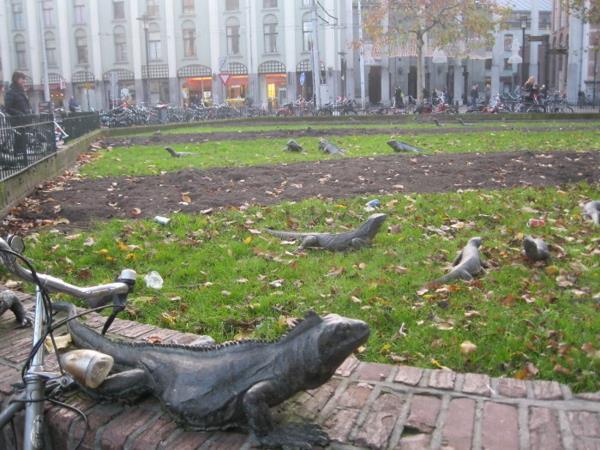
[60,112,101,142]
[0,111,100,181]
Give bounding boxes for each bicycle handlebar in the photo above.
[0,236,136,308]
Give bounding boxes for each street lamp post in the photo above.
[137,14,151,105]
[520,15,528,85]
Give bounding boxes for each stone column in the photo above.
[89,0,103,110]
[56,0,73,104]
[0,3,13,85]
[247,0,260,105]
[454,62,464,105]
[25,0,42,109]
[529,0,540,80]
[129,0,145,103]
[165,1,179,105]
[283,1,297,102]
[566,14,583,103]
[208,0,222,104]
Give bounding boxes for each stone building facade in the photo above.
[0,0,356,111]
[550,0,599,104]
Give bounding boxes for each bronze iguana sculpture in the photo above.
[0,290,31,327]
[523,236,550,262]
[54,303,369,448]
[283,139,304,152]
[164,146,194,158]
[430,237,485,285]
[265,213,387,251]
[387,140,423,153]
[318,138,345,154]
[583,200,600,225]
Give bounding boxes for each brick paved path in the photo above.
[1,292,598,450]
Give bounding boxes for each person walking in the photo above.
[394,86,404,109]
[4,71,32,162]
[68,96,81,113]
[470,83,479,108]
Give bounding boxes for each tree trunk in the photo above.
[416,33,425,104]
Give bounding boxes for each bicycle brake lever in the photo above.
[101,271,135,335]
[100,292,127,335]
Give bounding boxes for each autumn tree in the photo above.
[562,0,600,23]
[363,0,510,104]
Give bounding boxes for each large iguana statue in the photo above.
[265,213,387,251]
[430,237,485,285]
[0,290,31,327]
[523,236,550,262]
[54,303,369,448]
[583,200,600,225]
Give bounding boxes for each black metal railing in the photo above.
[59,112,101,142]
[0,111,100,181]
[0,112,57,181]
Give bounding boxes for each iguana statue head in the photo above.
[316,312,370,374]
[468,237,483,247]
[357,213,387,239]
[281,311,369,384]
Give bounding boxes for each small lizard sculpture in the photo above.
[318,138,345,155]
[265,213,387,251]
[387,140,423,153]
[583,200,600,225]
[164,146,194,158]
[283,139,304,152]
[430,237,485,285]
[523,236,550,262]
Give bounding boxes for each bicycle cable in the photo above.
[0,246,118,450]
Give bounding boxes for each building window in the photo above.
[147,0,159,17]
[504,34,513,52]
[226,17,240,55]
[263,15,278,53]
[14,34,27,68]
[42,1,54,27]
[74,0,86,25]
[148,23,161,61]
[301,0,311,8]
[45,31,57,67]
[539,11,551,30]
[12,1,24,30]
[182,0,195,14]
[113,0,125,20]
[75,29,88,64]
[226,0,239,11]
[302,13,312,52]
[484,58,492,70]
[114,26,128,62]
[182,21,196,57]
[503,58,512,71]
[264,0,277,8]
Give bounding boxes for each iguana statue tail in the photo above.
[0,290,31,327]
[583,201,600,226]
[429,237,484,286]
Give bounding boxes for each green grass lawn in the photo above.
[124,119,600,137]
[82,129,600,177]
[14,182,600,391]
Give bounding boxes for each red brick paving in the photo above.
[1,292,599,450]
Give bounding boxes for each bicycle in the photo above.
[0,235,136,450]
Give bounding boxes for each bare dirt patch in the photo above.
[5,150,598,232]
